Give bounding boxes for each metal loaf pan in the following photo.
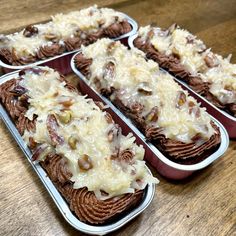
[128,33,236,138]
[0,70,155,235]
[71,51,229,180]
[0,13,138,75]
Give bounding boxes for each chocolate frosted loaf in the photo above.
[74,39,221,163]
[0,67,157,224]
[0,5,132,65]
[134,25,236,117]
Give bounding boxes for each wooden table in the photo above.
[0,1,236,235]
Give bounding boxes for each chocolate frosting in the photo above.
[37,43,65,59]
[0,20,132,66]
[0,69,144,225]
[0,48,37,66]
[120,21,133,35]
[74,54,93,76]
[85,30,104,44]
[74,53,221,163]
[64,37,83,51]
[69,187,142,224]
[41,153,72,184]
[0,48,13,64]
[134,35,236,117]
[49,181,143,225]
[103,20,132,38]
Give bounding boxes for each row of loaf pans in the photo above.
[0,12,138,75]
[128,34,236,138]
[0,15,232,234]
[1,15,235,139]
[0,57,229,236]
[0,70,155,235]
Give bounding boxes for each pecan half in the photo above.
[23,25,38,37]
[46,114,64,146]
[78,154,93,171]
[204,54,219,68]
[103,61,115,80]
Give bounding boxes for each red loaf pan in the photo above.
[0,13,138,76]
[71,53,229,180]
[128,34,236,139]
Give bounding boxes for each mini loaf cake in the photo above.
[134,24,236,117]
[0,5,132,65]
[0,67,157,224]
[74,39,221,163]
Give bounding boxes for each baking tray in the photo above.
[0,70,155,235]
[0,12,138,75]
[128,33,236,138]
[71,52,229,180]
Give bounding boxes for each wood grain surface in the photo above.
[0,1,236,236]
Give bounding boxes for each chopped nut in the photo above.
[176,91,186,108]
[146,106,158,122]
[52,91,59,97]
[172,46,179,57]
[23,25,38,37]
[204,54,219,68]
[186,35,194,44]
[108,129,114,142]
[10,85,27,96]
[94,101,105,110]
[58,96,74,107]
[29,137,37,149]
[103,61,115,80]
[107,125,119,142]
[100,190,109,196]
[107,42,116,54]
[46,114,64,146]
[147,29,154,39]
[57,110,72,124]
[137,82,152,95]
[188,101,195,107]
[68,135,78,150]
[114,16,119,21]
[44,33,58,41]
[78,154,93,171]
[105,112,114,124]
[98,19,105,27]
